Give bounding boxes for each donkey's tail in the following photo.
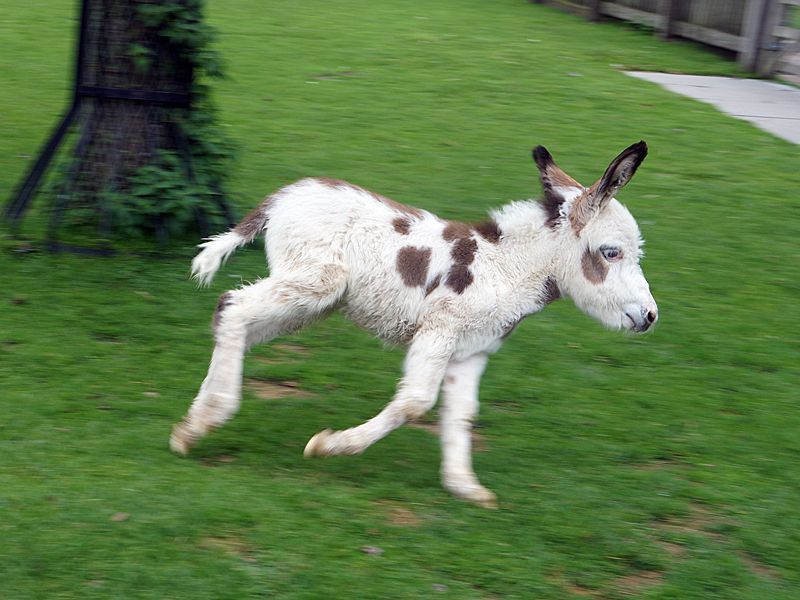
[190,204,270,286]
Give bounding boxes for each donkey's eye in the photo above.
[600,246,622,261]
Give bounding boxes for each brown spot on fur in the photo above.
[451,237,477,266]
[501,318,522,340]
[392,216,412,235]
[442,220,472,242]
[441,221,478,294]
[501,280,559,340]
[396,246,431,287]
[425,274,441,296]
[235,194,275,240]
[539,276,561,305]
[533,146,583,230]
[445,264,474,294]
[542,193,566,229]
[213,292,233,329]
[581,249,608,284]
[473,220,502,243]
[315,176,345,188]
[382,196,423,218]
[315,177,422,217]
[568,188,596,234]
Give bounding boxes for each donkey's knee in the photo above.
[212,291,235,331]
[399,394,437,421]
[212,287,276,350]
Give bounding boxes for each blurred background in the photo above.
[1,1,798,598]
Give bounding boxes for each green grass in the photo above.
[2,1,799,598]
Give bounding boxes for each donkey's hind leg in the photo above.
[170,267,347,454]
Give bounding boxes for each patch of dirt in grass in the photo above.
[612,570,664,595]
[646,503,720,563]
[628,457,685,472]
[649,503,782,582]
[200,535,257,563]
[273,342,311,355]
[200,454,237,467]
[376,500,423,527]
[553,563,666,597]
[737,551,782,581]
[564,582,599,597]
[659,540,687,558]
[555,505,726,597]
[561,568,666,598]
[253,343,310,365]
[312,69,360,80]
[245,377,313,400]
[92,332,123,344]
[406,420,488,451]
[653,503,723,539]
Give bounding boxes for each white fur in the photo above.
[172,144,658,506]
[191,231,246,286]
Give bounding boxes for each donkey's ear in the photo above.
[570,141,648,232]
[533,146,584,193]
[532,146,584,225]
[592,141,648,208]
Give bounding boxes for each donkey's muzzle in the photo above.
[626,303,658,333]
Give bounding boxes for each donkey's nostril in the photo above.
[646,310,657,324]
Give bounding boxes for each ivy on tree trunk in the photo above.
[51,0,234,240]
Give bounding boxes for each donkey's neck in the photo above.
[489,199,564,310]
[490,199,550,238]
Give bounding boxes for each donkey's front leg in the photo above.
[304,329,454,457]
[440,353,496,508]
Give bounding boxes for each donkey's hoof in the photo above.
[304,429,333,457]
[445,479,498,509]
[461,487,498,509]
[169,422,194,456]
[472,489,498,509]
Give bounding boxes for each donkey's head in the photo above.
[534,142,658,333]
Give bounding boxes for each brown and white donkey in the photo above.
[172,142,657,507]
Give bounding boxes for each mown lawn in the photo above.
[1,1,799,598]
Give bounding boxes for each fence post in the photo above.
[660,0,682,39]
[588,0,602,21]
[740,0,771,71]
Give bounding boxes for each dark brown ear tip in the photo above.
[532,145,552,168]
[616,140,648,165]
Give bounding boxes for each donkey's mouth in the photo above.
[624,312,652,333]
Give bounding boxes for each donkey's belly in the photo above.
[340,282,424,345]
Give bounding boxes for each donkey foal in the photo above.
[171,142,658,507]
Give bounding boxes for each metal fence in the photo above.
[532,0,800,80]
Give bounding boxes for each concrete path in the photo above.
[626,72,800,144]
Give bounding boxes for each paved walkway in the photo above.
[626,72,800,144]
